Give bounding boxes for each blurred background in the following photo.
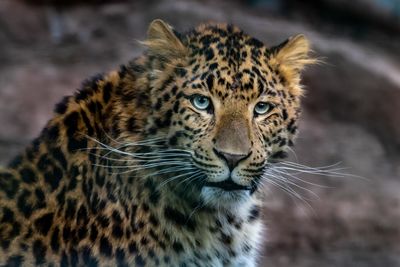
[0,0,399,266]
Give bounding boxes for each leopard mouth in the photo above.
[205,178,251,191]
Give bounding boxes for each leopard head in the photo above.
[141,20,315,205]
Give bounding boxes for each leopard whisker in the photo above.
[267,168,330,188]
[88,151,191,163]
[92,162,195,176]
[146,166,198,178]
[93,154,192,164]
[274,165,352,178]
[175,171,204,190]
[93,161,191,170]
[84,137,194,169]
[261,173,312,203]
[106,149,192,160]
[286,147,299,163]
[279,161,346,172]
[87,133,165,146]
[187,195,212,222]
[267,176,315,212]
[157,170,201,190]
[88,143,191,161]
[266,171,320,199]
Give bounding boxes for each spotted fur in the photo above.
[0,20,314,266]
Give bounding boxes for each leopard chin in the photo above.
[200,186,251,207]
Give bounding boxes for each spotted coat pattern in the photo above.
[0,20,314,266]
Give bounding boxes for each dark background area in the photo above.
[0,0,399,266]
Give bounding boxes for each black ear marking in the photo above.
[269,38,289,56]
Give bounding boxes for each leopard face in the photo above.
[137,21,314,206]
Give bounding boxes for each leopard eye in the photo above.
[254,102,273,116]
[191,95,211,111]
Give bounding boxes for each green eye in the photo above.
[254,102,273,115]
[191,95,211,110]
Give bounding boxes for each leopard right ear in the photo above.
[269,34,316,73]
[142,19,187,61]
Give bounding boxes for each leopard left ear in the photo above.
[142,19,187,61]
[269,34,316,73]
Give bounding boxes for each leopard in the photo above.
[0,19,315,266]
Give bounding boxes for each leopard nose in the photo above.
[213,149,251,171]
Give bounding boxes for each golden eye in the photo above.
[191,95,211,110]
[254,102,273,115]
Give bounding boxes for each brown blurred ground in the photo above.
[0,0,400,266]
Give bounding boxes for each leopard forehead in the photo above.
[184,24,280,99]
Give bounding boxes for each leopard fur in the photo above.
[0,20,314,266]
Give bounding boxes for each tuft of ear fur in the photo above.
[269,34,317,96]
[270,34,317,72]
[142,19,187,61]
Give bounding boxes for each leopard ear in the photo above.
[143,19,187,60]
[269,34,316,73]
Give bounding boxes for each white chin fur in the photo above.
[200,187,251,208]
